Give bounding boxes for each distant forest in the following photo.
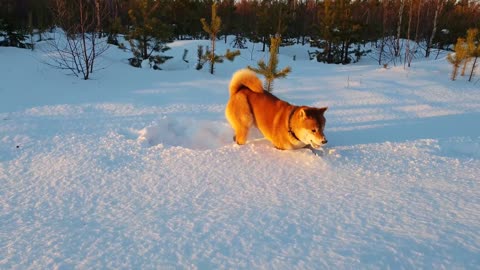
[1,0,479,64]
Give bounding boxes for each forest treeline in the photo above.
[1,0,479,65]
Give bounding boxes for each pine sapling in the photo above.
[127,0,171,69]
[248,34,291,92]
[462,28,477,76]
[200,2,221,74]
[197,3,240,74]
[200,2,240,74]
[224,49,241,61]
[196,45,205,70]
[447,38,468,81]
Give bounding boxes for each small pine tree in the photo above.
[231,34,247,49]
[248,34,291,92]
[461,28,477,76]
[107,17,122,46]
[447,38,468,81]
[128,0,171,62]
[201,2,222,74]
[0,20,28,49]
[224,49,241,61]
[199,3,240,74]
[196,45,205,70]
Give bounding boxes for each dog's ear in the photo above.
[318,107,328,114]
[299,108,307,119]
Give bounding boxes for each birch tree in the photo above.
[395,0,405,57]
[426,0,443,58]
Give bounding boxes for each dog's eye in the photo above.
[311,129,317,133]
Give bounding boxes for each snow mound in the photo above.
[137,116,232,150]
[439,137,480,159]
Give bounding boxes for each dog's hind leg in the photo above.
[233,125,249,145]
[226,93,253,145]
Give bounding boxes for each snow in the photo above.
[1,35,480,269]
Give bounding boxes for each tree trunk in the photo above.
[143,36,148,59]
[405,0,413,67]
[379,1,388,65]
[96,0,101,38]
[379,38,385,65]
[395,0,405,57]
[414,0,422,44]
[469,56,478,82]
[426,0,442,58]
[211,32,216,74]
[451,63,459,81]
[343,40,350,64]
[90,32,96,74]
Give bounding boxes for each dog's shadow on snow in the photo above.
[329,112,480,156]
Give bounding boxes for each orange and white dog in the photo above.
[225,69,328,150]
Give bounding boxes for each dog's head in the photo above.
[296,107,328,149]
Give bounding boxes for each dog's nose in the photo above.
[322,139,328,144]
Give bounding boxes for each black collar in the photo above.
[288,107,300,142]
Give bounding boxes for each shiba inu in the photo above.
[225,69,328,150]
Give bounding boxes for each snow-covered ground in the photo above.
[1,36,479,269]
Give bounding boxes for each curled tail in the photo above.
[229,69,264,96]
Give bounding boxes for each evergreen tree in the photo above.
[201,2,222,74]
[248,34,291,92]
[461,28,477,76]
[170,0,204,39]
[320,0,335,63]
[255,0,275,52]
[447,37,468,81]
[0,19,28,48]
[218,0,236,43]
[128,0,171,63]
[200,2,240,74]
[0,0,29,48]
[234,0,257,41]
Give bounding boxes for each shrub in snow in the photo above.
[448,28,480,82]
[231,34,247,49]
[0,20,30,49]
[42,0,110,80]
[128,57,142,68]
[196,45,205,70]
[106,17,122,46]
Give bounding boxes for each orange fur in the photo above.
[225,69,328,150]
